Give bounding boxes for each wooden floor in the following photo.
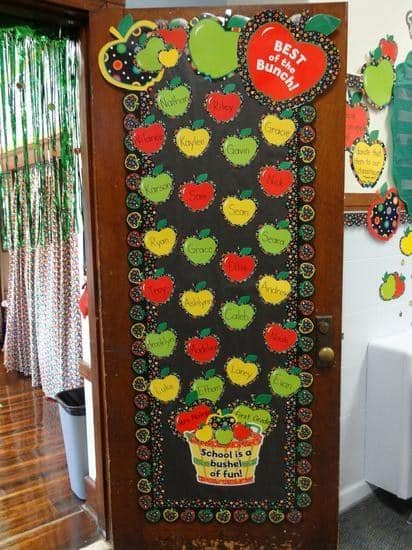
[0,358,98,549]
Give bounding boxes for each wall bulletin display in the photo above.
[98,7,341,529]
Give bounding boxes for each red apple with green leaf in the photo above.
[175,403,212,434]
[185,328,219,364]
[379,35,398,64]
[258,162,294,198]
[206,83,241,123]
[264,321,298,353]
[179,173,215,212]
[141,268,174,305]
[345,91,369,150]
[221,247,256,283]
[132,114,165,154]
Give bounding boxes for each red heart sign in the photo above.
[247,22,327,102]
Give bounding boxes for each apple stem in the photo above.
[109,26,123,40]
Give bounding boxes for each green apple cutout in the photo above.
[222,128,259,167]
[220,295,256,330]
[183,228,217,265]
[191,369,224,403]
[257,219,292,256]
[140,164,173,204]
[215,428,234,444]
[145,322,177,358]
[188,18,239,79]
[156,76,191,118]
[136,36,166,72]
[362,47,395,108]
[269,368,301,398]
[233,394,273,433]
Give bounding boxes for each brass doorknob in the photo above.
[318,346,335,365]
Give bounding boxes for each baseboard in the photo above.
[339,480,374,513]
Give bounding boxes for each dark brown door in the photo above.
[87,3,347,548]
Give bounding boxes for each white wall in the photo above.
[125,0,412,511]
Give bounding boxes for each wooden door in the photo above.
[87,3,347,548]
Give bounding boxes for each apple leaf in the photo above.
[145,114,155,126]
[280,108,293,119]
[350,91,363,106]
[205,368,215,380]
[185,390,198,405]
[277,271,289,280]
[192,119,204,130]
[223,83,236,94]
[254,393,272,405]
[369,130,379,142]
[240,189,252,199]
[200,327,211,338]
[169,76,181,89]
[284,321,297,329]
[160,367,170,378]
[289,366,301,376]
[118,14,134,36]
[156,218,168,230]
[238,295,250,305]
[195,281,207,291]
[239,128,252,137]
[277,219,290,229]
[240,247,252,256]
[154,267,165,277]
[279,161,291,170]
[226,14,249,29]
[152,164,164,176]
[386,35,394,42]
[198,228,211,238]
[221,408,232,415]
[157,321,168,333]
[196,173,208,183]
[379,182,388,197]
[138,33,148,48]
[373,46,382,62]
[245,354,258,363]
[304,14,341,36]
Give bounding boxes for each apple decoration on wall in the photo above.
[139,164,173,204]
[179,173,215,212]
[205,83,242,123]
[132,114,166,155]
[379,35,398,65]
[190,369,224,403]
[238,11,341,109]
[156,76,191,118]
[258,162,295,198]
[345,91,369,150]
[221,247,257,283]
[222,128,259,167]
[149,367,180,403]
[367,186,400,241]
[185,327,220,365]
[350,130,386,188]
[362,47,395,110]
[379,272,405,301]
[141,268,174,305]
[180,281,214,318]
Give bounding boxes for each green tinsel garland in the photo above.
[0,25,82,249]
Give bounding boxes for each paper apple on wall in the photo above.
[257,219,292,256]
[141,268,174,305]
[175,403,212,434]
[98,17,165,91]
[205,83,242,123]
[362,47,395,109]
[156,76,191,118]
[191,369,224,403]
[258,272,292,305]
[258,162,294,198]
[156,23,188,51]
[149,367,180,403]
[264,321,298,353]
[132,114,165,155]
[175,119,210,158]
[367,186,400,241]
[379,35,398,64]
[180,281,214,318]
[139,164,173,204]
[400,227,412,256]
[185,328,219,364]
[145,322,177,358]
[350,130,386,188]
[226,355,259,386]
[222,190,257,227]
[221,248,256,283]
[345,92,369,150]
[260,112,296,146]
[379,272,405,301]
[222,128,259,167]
[182,228,217,265]
[220,295,256,331]
[179,173,215,212]
[188,18,239,79]
[143,218,176,257]
[269,368,301,398]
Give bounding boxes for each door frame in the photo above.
[87,3,347,548]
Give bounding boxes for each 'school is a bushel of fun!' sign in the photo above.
[99,8,340,525]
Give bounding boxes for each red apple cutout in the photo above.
[206,83,242,123]
[233,423,253,441]
[132,114,165,155]
[379,35,398,64]
[345,92,369,149]
[259,162,294,198]
[175,403,212,434]
[156,27,188,51]
[179,173,215,212]
[185,328,219,364]
[264,322,298,353]
[141,268,174,305]
[221,248,256,283]
[246,22,327,102]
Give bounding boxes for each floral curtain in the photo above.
[0,27,83,397]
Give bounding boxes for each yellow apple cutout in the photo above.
[351,131,386,187]
[258,272,292,305]
[158,48,179,68]
[226,355,259,386]
[260,113,296,146]
[222,190,257,227]
[400,227,412,256]
[144,219,176,257]
[149,368,180,403]
[180,281,214,317]
[175,119,210,157]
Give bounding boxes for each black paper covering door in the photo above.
[98,8,341,526]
